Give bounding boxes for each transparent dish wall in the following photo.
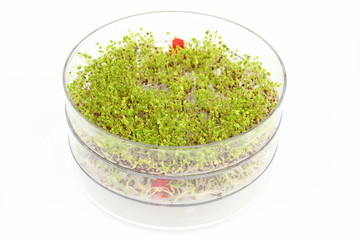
[64,11,286,206]
[68,123,279,205]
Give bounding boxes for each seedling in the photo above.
[67,30,280,147]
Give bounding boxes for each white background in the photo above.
[0,0,359,239]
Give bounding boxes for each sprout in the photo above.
[67,30,280,147]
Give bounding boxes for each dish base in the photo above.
[73,160,273,230]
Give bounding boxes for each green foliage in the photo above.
[67,30,280,146]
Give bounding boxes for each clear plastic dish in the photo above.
[68,119,279,205]
[63,11,286,225]
[72,153,275,229]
